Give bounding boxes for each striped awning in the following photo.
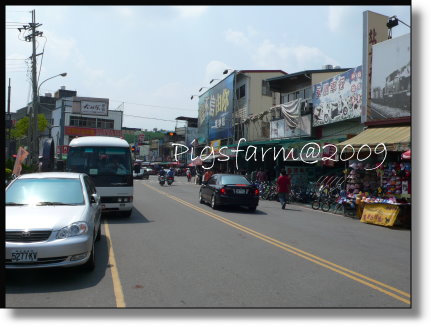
[336,126,410,151]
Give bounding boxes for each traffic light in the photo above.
[131,145,136,153]
[167,132,176,137]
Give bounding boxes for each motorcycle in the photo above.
[159,175,166,186]
[167,176,174,186]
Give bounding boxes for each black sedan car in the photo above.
[199,174,259,212]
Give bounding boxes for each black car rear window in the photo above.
[220,175,250,185]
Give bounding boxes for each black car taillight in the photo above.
[220,188,227,195]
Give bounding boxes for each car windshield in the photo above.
[6,178,85,206]
[220,175,250,185]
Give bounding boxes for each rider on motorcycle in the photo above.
[167,167,175,180]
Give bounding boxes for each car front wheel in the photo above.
[82,236,96,271]
[199,191,205,204]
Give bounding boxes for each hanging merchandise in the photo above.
[401,149,411,160]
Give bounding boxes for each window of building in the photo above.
[69,116,114,129]
[261,80,272,96]
[97,118,114,129]
[236,85,246,99]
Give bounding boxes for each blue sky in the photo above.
[6,5,411,132]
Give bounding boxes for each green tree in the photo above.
[10,114,49,140]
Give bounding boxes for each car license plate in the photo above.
[236,189,247,194]
[11,250,38,263]
[120,203,125,207]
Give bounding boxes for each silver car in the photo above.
[5,172,102,271]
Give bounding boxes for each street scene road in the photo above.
[6,175,411,308]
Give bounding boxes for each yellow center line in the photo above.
[104,219,126,308]
[144,182,411,305]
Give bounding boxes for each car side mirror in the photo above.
[90,194,99,204]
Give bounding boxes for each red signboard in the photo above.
[57,145,69,154]
[65,126,123,137]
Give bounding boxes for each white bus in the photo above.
[66,136,133,217]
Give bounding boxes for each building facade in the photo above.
[50,90,123,159]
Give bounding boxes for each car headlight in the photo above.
[56,221,89,239]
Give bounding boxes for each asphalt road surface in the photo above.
[6,175,411,308]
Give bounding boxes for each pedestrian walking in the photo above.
[203,169,213,182]
[276,169,291,210]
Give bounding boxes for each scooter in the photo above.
[159,175,166,186]
[167,176,174,186]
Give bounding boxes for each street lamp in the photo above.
[190,95,199,100]
[210,78,220,84]
[32,72,67,164]
[223,68,235,75]
[198,86,208,92]
[37,72,67,95]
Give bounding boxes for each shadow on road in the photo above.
[5,234,110,295]
[215,205,268,215]
[102,207,152,224]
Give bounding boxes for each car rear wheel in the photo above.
[211,194,218,209]
[248,206,257,212]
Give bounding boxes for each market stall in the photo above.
[336,127,411,227]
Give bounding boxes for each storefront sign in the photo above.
[362,10,389,123]
[71,97,109,116]
[360,203,400,226]
[210,139,221,154]
[137,134,145,144]
[65,126,123,137]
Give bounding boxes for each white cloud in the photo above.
[203,60,230,85]
[225,29,249,46]
[115,6,135,18]
[327,6,356,32]
[44,30,79,62]
[224,26,259,47]
[172,6,208,19]
[252,40,339,72]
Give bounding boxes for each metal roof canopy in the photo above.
[266,68,351,92]
[337,126,411,152]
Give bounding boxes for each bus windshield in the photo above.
[66,146,132,176]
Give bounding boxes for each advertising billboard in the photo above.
[312,66,363,126]
[197,74,234,143]
[369,33,411,121]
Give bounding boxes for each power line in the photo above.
[123,114,178,122]
[110,99,196,112]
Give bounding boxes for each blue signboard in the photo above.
[197,74,234,142]
[312,66,363,127]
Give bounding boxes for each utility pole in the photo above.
[7,78,11,158]
[21,9,43,165]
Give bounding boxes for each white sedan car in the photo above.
[5,172,102,271]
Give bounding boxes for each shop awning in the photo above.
[336,126,410,151]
